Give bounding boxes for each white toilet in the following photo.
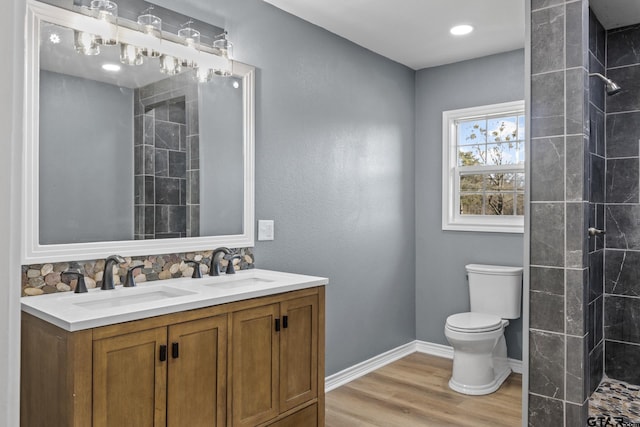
[444,264,523,395]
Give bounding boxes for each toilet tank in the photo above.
[466,264,523,319]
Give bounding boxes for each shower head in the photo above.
[589,73,622,96]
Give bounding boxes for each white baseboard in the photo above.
[325,340,523,391]
[325,341,416,392]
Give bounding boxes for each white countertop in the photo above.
[21,269,328,331]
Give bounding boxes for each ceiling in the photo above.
[263,0,525,70]
[590,0,640,30]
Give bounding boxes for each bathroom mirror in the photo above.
[23,1,255,263]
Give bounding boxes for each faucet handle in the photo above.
[185,261,203,278]
[224,254,242,275]
[124,265,143,288]
[61,270,88,293]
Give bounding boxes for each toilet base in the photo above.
[448,365,511,395]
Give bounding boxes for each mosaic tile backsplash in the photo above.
[21,248,254,296]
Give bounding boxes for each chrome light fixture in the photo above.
[178,20,199,68]
[73,30,100,55]
[160,55,181,75]
[90,0,118,45]
[120,43,144,66]
[213,31,233,76]
[137,6,162,57]
[195,67,214,83]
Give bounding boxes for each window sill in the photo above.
[442,219,524,234]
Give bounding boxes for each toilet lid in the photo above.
[446,312,502,333]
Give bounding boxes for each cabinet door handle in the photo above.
[283,315,288,329]
[275,318,281,332]
[159,345,167,362]
[172,342,179,359]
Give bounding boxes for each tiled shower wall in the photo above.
[529,0,591,424]
[588,9,606,396]
[134,73,201,239]
[603,23,640,386]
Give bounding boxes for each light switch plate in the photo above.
[258,220,274,241]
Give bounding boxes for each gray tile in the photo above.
[188,170,200,205]
[590,154,605,204]
[605,340,640,384]
[607,65,640,113]
[606,158,639,203]
[155,149,168,177]
[607,24,640,68]
[144,113,154,146]
[531,266,564,293]
[168,151,187,179]
[531,203,565,267]
[155,205,169,233]
[566,136,588,201]
[566,335,587,404]
[134,176,143,205]
[530,289,564,333]
[168,100,186,124]
[529,330,565,398]
[532,71,565,138]
[605,249,640,297]
[606,205,640,249]
[144,176,154,204]
[566,268,588,336]
[187,100,199,137]
[155,121,181,150]
[155,177,181,205]
[168,205,186,234]
[180,178,187,206]
[566,202,587,268]
[134,206,144,235]
[531,137,565,201]
[606,112,640,158]
[529,393,564,427]
[589,250,603,302]
[566,68,587,135]
[566,1,588,69]
[144,206,154,235]
[589,9,606,66]
[532,6,565,74]
[589,341,603,395]
[565,401,588,427]
[590,107,605,157]
[144,146,155,175]
[532,0,564,11]
[589,54,605,111]
[604,295,640,344]
[188,135,200,170]
[134,146,143,175]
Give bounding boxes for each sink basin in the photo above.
[205,277,275,289]
[73,287,196,310]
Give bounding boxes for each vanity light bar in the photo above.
[31,0,230,72]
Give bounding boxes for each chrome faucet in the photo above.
[210,247,231,276]
[102,255,125,290]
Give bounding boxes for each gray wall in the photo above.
[415,50,525,360]
[200,76,244,236]
[152,0,417,375]
[39,70,134,244]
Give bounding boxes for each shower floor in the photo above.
[590,377,640,424]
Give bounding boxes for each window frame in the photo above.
[441,100,525,234]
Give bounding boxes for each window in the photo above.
[442,101,525,233]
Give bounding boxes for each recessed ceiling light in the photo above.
[450,25,474,36]
[102,63,121,72]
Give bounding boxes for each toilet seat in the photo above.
[446,312,503,333]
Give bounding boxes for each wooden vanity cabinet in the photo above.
[92,316,227,427]
[21,287,325,427]
[230,294,319,427]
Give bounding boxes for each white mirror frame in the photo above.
[22,0,255,263]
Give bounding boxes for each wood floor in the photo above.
[325,353,522,427]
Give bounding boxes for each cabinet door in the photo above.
[280,295,318,412]
[167,315,227,427]
[93,327,167,427]
[231,303,280,426]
